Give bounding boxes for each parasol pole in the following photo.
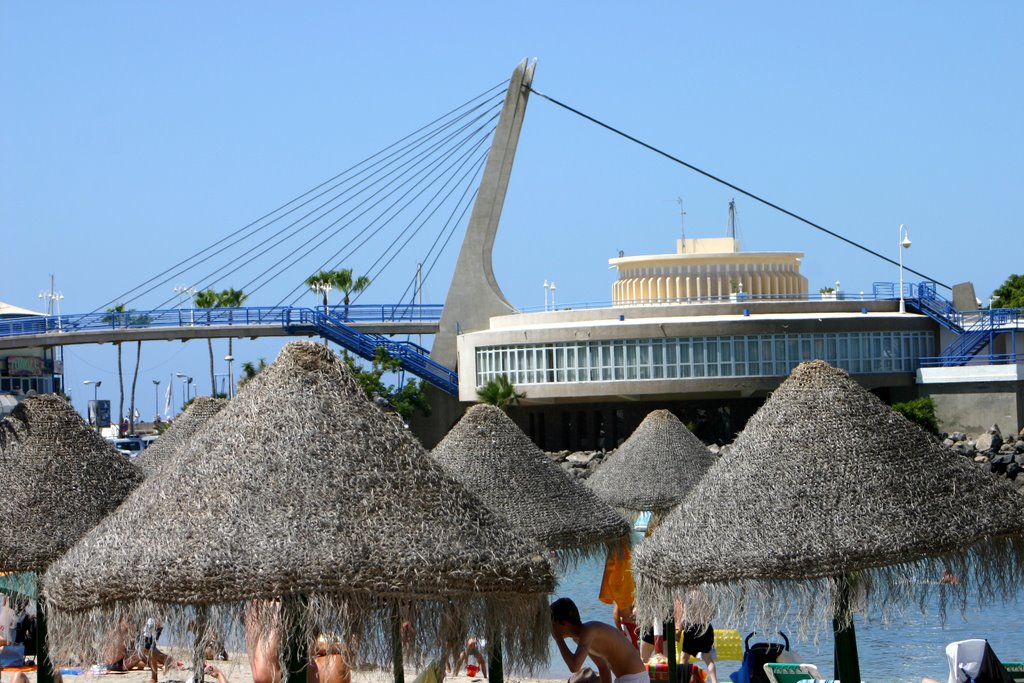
[664,617,678,683]
[391,603,405,683]
[35,599,55,683]
[832,576,861,683]
[192,606,208,683]
[489,635,504,683]
[286,596,309,683]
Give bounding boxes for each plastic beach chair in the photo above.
[945,639,987,683]
[1003,662,1024,683]
[762,663,827,683]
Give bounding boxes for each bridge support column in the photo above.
[431,59,537,371]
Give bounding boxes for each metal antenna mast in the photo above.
[727,198,737,239]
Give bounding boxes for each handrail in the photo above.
[0,304,444,339]
[284,310,458,396]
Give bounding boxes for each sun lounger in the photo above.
[1003,661,1024,682]
[762,662,833,683]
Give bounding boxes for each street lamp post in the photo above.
[152,379,161,421]
[83,379,101,431]
[174,285,197,325]
[898,224,912,314]
[83,379,101,401]
[175,373,193,407]
[225,354,235,399]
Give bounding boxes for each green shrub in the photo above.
[892,396,939,435]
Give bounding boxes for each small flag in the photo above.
[133,408,140,422]
[163,381,173,418]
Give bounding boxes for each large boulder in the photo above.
[975,426,1003,454]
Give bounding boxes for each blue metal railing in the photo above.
[0,304,443,339]
[286,310,458,395]
[918,352,1024,367]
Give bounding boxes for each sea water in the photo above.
[543,546,1023,683]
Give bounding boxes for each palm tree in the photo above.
[102,304,127,429]
[476,375,525,411]
[305,271,335,313]
[193,289,220,395]
[217,288,247,384]
[333,268,371,318]
[238,358,268,390]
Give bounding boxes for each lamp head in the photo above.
[95,381,101,389]
[901,236,912,249]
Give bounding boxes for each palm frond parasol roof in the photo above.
[43,341,554,669]
[134,396,227,476]
[586,409,715,516]
[632,360,1024,634]
[0,395,144,573]
[431,404,630,559]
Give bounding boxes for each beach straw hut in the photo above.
[586,409,716,518]
[631,360,1024,683]
[43,341,554,682]
[431,404,631,683]
[432,404,631,560]
[133,396,227,475]
[0,394,144,683]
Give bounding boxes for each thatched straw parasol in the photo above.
[0,394,144,683]
[0,394,144,574]
[632,360,1024,683]
[431,404,630,560]
[586,409,715,517]
[134,396,227,475]
[43,341,554,676]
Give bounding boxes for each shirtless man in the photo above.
[551,598,649,683]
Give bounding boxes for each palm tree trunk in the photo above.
[129,341,141,435]
[207,339,216,396]
[117,343,124,431]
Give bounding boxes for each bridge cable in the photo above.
[95,81,509,312]
[528,86,951,290]
[383,153,488,312]
[274,122,497,307]
[246,112,500,302]
[176,106,501,307]
[340,144,491,307]
[143,93,506,310]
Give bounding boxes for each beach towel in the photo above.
[599,545,635,607]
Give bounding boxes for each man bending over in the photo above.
[551,598,649,683]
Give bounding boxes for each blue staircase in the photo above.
[286,310,459,395]
[875,281,1021,367]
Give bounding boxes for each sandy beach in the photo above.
[4,651,563,683]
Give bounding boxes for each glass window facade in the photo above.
[475,331,933,387]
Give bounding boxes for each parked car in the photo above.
[107,437,146,458]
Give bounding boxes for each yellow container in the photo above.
[675,628,742,662]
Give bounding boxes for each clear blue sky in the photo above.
[3,2,1022,417]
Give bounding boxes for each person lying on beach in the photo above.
[551,597,649,683]
[246,599,350,683]
[102,618,147,673]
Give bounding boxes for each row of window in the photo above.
[620,262,800,278]
[0,376,52,395]
[474,331,934,387]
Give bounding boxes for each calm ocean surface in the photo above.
[540,539,1023,683]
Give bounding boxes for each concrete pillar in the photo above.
[433,59,537,369]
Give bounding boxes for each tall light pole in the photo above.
[175,373,192,407]
[174,285,197,325]
[225,354,235,399]
[152,379,161,421]
[898,224,912,314]
[83,379,101,401]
